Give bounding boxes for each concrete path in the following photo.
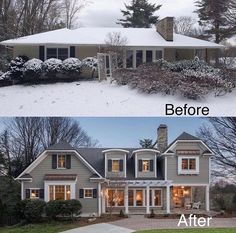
[111,215,236,230]
[60,223,134,233]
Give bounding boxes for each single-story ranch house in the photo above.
[16,125,214,216]
[1,17,223,69]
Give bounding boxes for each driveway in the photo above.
[111,215,236,230]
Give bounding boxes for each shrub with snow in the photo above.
[43,58,63,74]
[8,55,29,79]
[23,59,43,81]
[62,58,82,73]
[82,57,98,71]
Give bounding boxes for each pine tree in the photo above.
[117,0,162,28]
[195,0,236,43]
[139,139,153,148]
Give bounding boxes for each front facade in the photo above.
[1,17,223,69]
[16,125,214,216]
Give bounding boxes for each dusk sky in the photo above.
[0,117,207,148]
[77,117,205,147]
[79,0,198,27]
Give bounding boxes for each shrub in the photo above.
[42,58,63,78]
[23,58,43,81]
[17,199,46,223]
[63,58,82,73]
[82,57,98,71]
[149,209,155,218]
[8,55,29,80]
[46,199,82,221]
[119,209,125,218]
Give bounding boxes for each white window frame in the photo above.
[44,181,76,202]
[45,45,70,60]
[84,188,93,199]
[111,159,120,173]
[29,188,40,199]
[178,156,199,175]
[142,159,151,172]
[57,154,66,169]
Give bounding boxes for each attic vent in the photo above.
[176,150,200,156]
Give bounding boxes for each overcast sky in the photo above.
[79,0,198,27]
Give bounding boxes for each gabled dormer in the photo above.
[104,149,129,178]
[133,149,160,178]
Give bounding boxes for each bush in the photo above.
[82,57,98,71]
[63,58,82,73]
[46,199,82,221]
[8,55,29,80]
[23,59,43,81]
[42,58,63,78]
[149,209,155,218]
[17,199,46,223]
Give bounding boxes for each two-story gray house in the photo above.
[16,125,214,216]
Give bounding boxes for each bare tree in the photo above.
[105,32,128,67]
[197,117,236,183]
[62,0,88,29]
[174,16,197,36]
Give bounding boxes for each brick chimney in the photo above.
[157,124,168,153]
[156,17,174,41]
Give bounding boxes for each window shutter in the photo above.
[79,189,84,198]
[39,189,44,199]
[93,189,97,198]
[52,154,57,169]
[25,189,30,199]
[108,159,112,172]
[150,160,154,172]
[66,154,71,169]
[138,160,142,172]
[39,46,45,61]
[70,46,75,57]
[119,159,123,172]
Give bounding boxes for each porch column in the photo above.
[166,185,170,214]
[143,49,146,63]
[98,183,102,216]
[101,187,106,214]
[152,49,156,62]
[146,185,150,214]
[125,183,129,214]
[133,50,136,68]
[205,185,210,211]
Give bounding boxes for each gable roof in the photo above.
[47,141,76,151]
[1,27,223,48]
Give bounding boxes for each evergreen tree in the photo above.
[195,0,236,43]
[117,0,162,28]
[139,139,153,148]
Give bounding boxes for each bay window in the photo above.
[49,185,71,201]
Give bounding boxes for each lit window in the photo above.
[142,160,150,172]
[30,189,39,199]
[58,155,66,168]
[112,160,120,172]
[49,185,70,201]
[107,189,124,207]
[182,158,196,170]
[136,190,143,206]
[154,190,162,206]
[128,190,134,206]
[84,189,93,198]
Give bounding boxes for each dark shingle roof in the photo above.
[47,141,76,151]
[175,132,200,141]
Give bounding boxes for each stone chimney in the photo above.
[157,124,168,153]
[156,17,174,41]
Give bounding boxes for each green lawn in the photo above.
[0,223,80,233]
[136,229,236,233]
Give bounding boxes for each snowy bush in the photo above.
[0,71,12,81]
[43,58,63,73]
[62,58,82,73]
[8,55,29,79]
[82,57,98,71]
[23,59,43,81]
[113,59,235,100]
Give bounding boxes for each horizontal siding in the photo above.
[14,46,39,59]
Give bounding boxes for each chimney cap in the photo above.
[158,124,167,129]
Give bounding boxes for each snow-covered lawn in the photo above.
[0,80,235,116]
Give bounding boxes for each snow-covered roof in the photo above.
[0,27,223,48]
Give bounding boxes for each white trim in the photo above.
[205,185,210,211]
[29,188,41,199]
[98,183,102,216]
[45,45,70,60]
[154,155,157,178]
[125,183,129,214]
[135,154,137,178]
[173,183,208,186]
[150,188,163,207]
[84,188,93,199]
[178,156,199,175]
[132,149,160,154]
[166,185,170,214]
[21,181,24,200]
[124,154,127,178]
[44,181,76,202]
[209,157,211,184]
[105,153,107,178]
[162,140,214,156]
[16,149,103,180]
[165,156,167,180]
[102,149,129,154]
[146,186,150,214]
[57,154,66,169]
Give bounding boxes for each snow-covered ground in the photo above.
[0,80,235,116]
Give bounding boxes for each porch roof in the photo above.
[108,179,172,187]
[44,174,77,181]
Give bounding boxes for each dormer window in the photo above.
[143,160,150,172]
[107,159,123,173]
[58,155,66,168]
[178,156,199,175]
[112,160,120,172]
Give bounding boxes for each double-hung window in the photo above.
[178,156,199,175]
[46,47,69,60]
